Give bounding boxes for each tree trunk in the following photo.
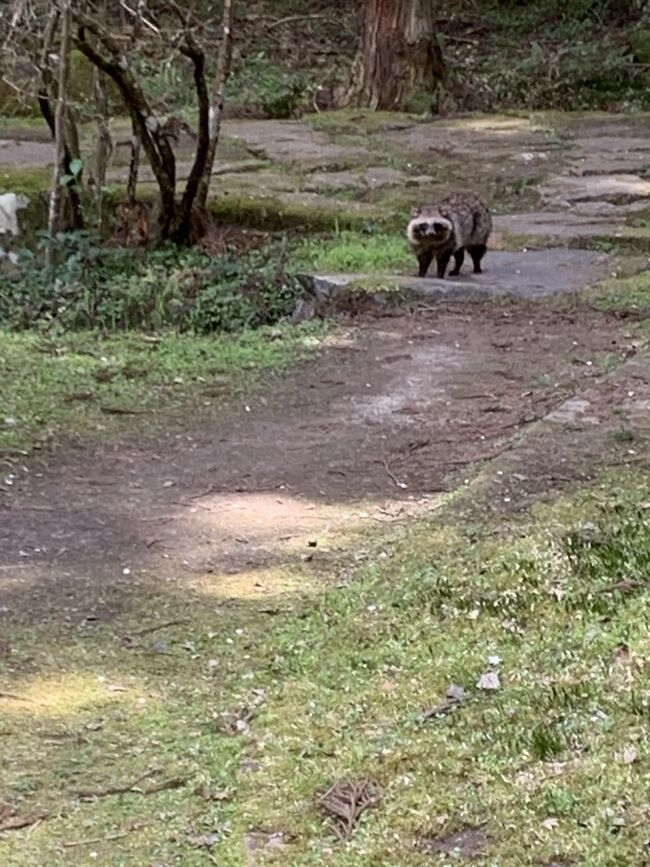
[46,0,71,267]
[348,0,445,111]
[196,0,234,210]
[91,64,113,232]
[39,6,84,233]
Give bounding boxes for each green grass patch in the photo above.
[209,194,376,233]
[587,269,650,312]
[0,166,50,199]
[2,470,650,864]
[306,109,422,136]
[295,231,412,274]
[0,324,323,452]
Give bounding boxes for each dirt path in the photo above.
[3,111,650,628]
[0,305,640,626]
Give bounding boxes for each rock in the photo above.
[292,249,612,321]
[538,173,650,206]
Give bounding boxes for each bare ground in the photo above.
[3,111,650,631]
[1,305,645,628]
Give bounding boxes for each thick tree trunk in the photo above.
[348,0,445,111]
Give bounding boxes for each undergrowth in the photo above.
[0,234,303,334]
[295,230,412,274]
[1,473,649,864]
[446,0,650,111]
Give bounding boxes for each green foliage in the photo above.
[448,0,650,111]
[0,79,39,118]
[295,229,411,274]
[228,55,310,118]
[565,503,650,586]
[3,475,649,863]
[0,234,303,334]
[589,269,650,312]
[209,193,373,232]
[68,50,123,117]
[137,58,195,114]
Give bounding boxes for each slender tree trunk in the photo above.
[91,65,112,232]
[46,0,71,267]
[126,129,140,207]
[348,0,445,111]
[196,0,234,210]
[73,12,177,240]
[39,6,84,232]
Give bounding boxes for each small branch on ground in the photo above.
[266,13,340,30]
[0,805,49,833]
[76,769,185,800]
[122,619,188,643]
[318,779,381,841]
[63,832,130,848]
[377,457,407,489]
[0,691,47,707]
[99,406,147,415]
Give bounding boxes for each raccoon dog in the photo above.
[407,193,492,279]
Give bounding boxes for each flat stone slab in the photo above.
[539,173,650,205]
[571,136,650,175]
[223,119,368,170]
[302,166,434,192]
[0,138,54,168]
[297,249,611,319]
[493,211,642,239]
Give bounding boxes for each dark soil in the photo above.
[0,305,640,626]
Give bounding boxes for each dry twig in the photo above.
[318,779,380,841]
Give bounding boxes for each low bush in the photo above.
[0,233,303,334]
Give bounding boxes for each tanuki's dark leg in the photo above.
[468,244,487,274]
[417,250,434,278]
[449,248,465,276]
[436,251,452,279]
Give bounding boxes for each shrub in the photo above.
[0,233,303,334]
[228,55,310,118]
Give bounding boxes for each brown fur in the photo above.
[407,193,492,279]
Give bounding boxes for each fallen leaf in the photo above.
[541,817,559,831]
[197,786,233,802]
[476,672,500,690]
[188,833,219,849]
[622,747,638,765]
[446,684,466,701]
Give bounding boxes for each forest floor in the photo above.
[2,112,650,865]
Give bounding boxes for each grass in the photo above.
[306,109,423,136]
[2,467,649,865]
[295,231,412,274]
[588,269,650,313]
[0,324,324,452]
[208,194,379,233]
